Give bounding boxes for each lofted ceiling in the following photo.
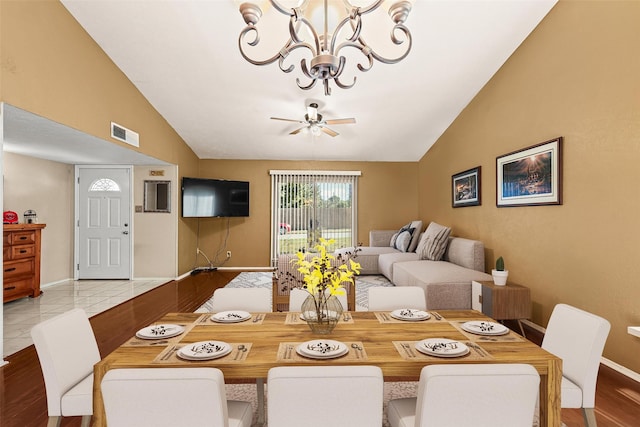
[53,0,557,163]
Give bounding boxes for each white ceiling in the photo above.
[21,0,557,163]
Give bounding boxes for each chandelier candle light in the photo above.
[238,0,413,95]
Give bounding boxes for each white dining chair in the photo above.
[288,287,348,312]
[30,308,100,427]
[367,286,426,311]
[387,363,540,427]
[101,367,253,427]
[268,365,384,427]
[207,286,271,424]
[542,303,611,427]
[209,287,272,312]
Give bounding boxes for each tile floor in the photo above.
[2,279,168,357]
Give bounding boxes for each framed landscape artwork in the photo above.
[496,137,563,207]
[452,166,481,207]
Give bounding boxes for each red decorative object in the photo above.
[3,211,18,224]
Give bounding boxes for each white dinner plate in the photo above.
[135,324,185,340]
[176,341,232,360]
[415,338,470,358]
[210,310,252,323]
[296,340,349,359]
[390,309,431,321]
[461,321,509,336]
[299,311,340,322]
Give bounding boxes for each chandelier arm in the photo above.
[278,42,318,74]
[289,15,321,54]
[333,75,357,90]
[270,0,307,16]
[367,25,412,64]
[344,0,385,16]
[239,27,287,66]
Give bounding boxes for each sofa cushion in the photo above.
[443,237,486,272]
[378,252,420,280]
[335,246,399,275]
[392,260,492,309]
[416,222,451,261]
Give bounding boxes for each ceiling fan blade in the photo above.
[289,127,305,135]
[324,118,356,125]
[321,126,339,137]
[271,117,304,123]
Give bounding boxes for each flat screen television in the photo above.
[181,177,249,218]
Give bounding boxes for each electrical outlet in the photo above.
[226,251,232,258]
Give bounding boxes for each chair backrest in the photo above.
[210,287,272,312]
[30,308,101,416]
[542,303,611,407]
[268,365,384,427]
[101,368,229,426]
[415,364,540,427]
[288,287,348,312]
[367,286,426,311]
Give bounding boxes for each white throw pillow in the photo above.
[416,222,451,261]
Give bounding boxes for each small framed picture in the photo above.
[496,137,563,207]
[452,166,481,207]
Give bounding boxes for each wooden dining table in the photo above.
[92,310,561,427]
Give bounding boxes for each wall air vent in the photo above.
[110,122,139,147]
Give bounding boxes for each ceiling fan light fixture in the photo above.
[238,0,413,96]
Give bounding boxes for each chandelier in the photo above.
[238,0,412,96]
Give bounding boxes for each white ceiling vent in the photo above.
[110,122,139,147]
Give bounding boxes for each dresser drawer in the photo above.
[10,244,36,260]
[3,246,10,261]
[3,277,35,299]
[3,258,35,279]
[3,231,9,246]
[9,231,36,245]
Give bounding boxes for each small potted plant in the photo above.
[492,256,509,286]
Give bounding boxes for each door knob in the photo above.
[122,231,129,235]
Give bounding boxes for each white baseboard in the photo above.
[521,319,640,383]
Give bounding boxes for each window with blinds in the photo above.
[270,170,360,264]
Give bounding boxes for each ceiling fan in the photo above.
[271,103,355,137]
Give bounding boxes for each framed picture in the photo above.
[452,166,481,207]
[496,137,563,207]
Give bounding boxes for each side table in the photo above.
[472,280,531,336]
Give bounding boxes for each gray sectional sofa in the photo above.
[339,226,492,309]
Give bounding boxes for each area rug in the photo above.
[224,271,394,311]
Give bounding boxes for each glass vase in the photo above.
[301,293,344,334]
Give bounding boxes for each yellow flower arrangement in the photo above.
[294,237,361,299]
[292,238,361,331]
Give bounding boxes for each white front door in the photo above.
[76,166,132,279]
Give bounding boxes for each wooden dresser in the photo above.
[3,223,46,303]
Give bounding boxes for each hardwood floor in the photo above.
[1,271,638,426]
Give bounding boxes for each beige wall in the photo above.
[3,152,74,283]
[194,160,419,267]
[0,0,200,275]
[133,165,178,278]
[418,1,640,372]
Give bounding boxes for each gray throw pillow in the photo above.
[416,222,451,261]
[394,229,413,252]
[390,223,411,248]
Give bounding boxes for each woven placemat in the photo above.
[153,342,253,364]
[393,340,493,361]
[277,341,366,362]
[450,321,525,342]
[196,313,265,325]
[374,311,447,324]
[122,322,197,347]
